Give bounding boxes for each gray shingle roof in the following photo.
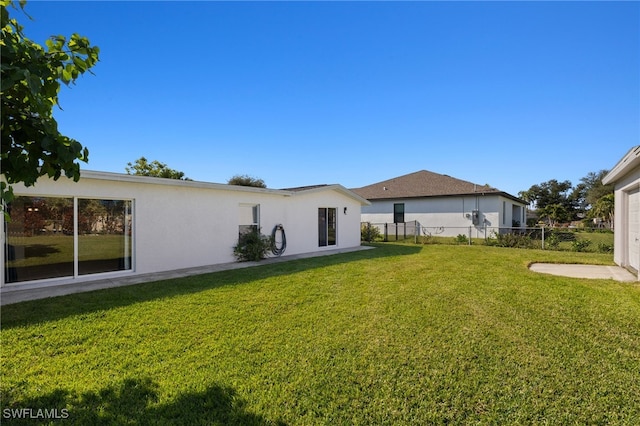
[351,170,505,200]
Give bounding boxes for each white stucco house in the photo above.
[1,171,369,289]
[603,146,640,280]
[352,170,527,238]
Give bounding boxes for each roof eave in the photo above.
[66,170,294,196]
[364,191,527,205]
[294,184,371,205]
[603,146,640,185]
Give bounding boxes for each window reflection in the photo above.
[3,197,133,284]
[4,196,74,283]
[78,199,132,275]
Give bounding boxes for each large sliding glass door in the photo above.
[4,196,133,284]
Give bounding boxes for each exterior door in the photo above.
[628,188,640,272]
[318,208,336,247]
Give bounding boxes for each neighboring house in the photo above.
[351,170,527,238]
[603,146,640,280]
[1,171,369,288]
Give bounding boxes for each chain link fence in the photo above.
[361,221,614,253]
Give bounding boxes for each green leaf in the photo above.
[26,73,41,94]
[72,55,87,72]
[1,1,99,210]
[61,67,72,83]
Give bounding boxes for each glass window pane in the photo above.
[328,208,337,246]
[252,205,259,224]
[318,208,327,246]
[238,204,259,238]
[4,196,74,283]
[238,204,255,226]
[78,199,132,275]
[394,203,405,223]
[318,208,336,247]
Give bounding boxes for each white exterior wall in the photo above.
[603,147,640,280]
[361,195,525,238]
[610,168,640,276]
[283,189,363,254]
[1,172,367,287]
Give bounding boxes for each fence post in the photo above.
[468,226,472,246]
[541,226,545,250]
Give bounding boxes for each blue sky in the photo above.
[17,1,640,196]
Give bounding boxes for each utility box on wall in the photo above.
[471,209,480,225]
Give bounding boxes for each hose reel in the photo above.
[271,224,286,256]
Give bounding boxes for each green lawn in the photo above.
[2,244,639,424]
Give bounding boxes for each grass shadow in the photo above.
[24,244,62,258]
[5,243,61,260]
[1,243,421,328]
[1,377,284,425]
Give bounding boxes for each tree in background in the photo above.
[571,170,614,214]
[227,174,266,188]
[519,171,614,227]
[125,157,191,180]
[537,203,571,227]
[589,193,615,229]
[1,0,100,211]
[518,179,576,225]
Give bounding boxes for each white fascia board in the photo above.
[77,170,293,196]
[603,146,640,185]
[292,184,371,205]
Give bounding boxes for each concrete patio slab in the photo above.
[529,263,638,282]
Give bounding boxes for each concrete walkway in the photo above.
[529,263,638,282]
[1,246,375,306]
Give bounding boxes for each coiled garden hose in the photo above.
[271,224,286,256]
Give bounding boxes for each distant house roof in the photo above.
[351,170,525,204]
[280,184,329,192]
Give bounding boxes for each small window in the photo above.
[239,204,259,236]
[318,208,337,247]
[502,201,506,225]
[394,203,405,223]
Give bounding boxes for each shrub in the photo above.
[486,232,534,249]
[454,234,468,244]
[571,239,592,252]
[233,229,273,262]
[361,223,381,242]
[546,232,560,250]
[597,242,613,254]
[417,234,434,245]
